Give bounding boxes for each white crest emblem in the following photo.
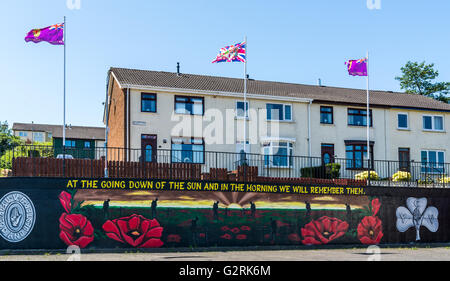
[0,191,36,243]
[396,197,438,241]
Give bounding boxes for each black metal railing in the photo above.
[1,145,449,188]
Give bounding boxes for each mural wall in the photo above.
[0,178,447,250]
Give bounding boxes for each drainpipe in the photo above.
[126,87,130,161]
[104,74,110,178]
[307,100,312,158]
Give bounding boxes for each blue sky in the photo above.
[1,0,449,127]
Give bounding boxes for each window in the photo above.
[397,113,409,129]
[171,137,205,164]
[65,140,76,148]
[345,141,374,169]
[47,132,52,139]
[263,142,293,168]
[348,108,373,127]
[320,106,333,124]
[33,132,45,143]
[141,93,157,113]
[19,132,28,137]
[266,104,292,121]
[175,96,204,115]
[421,150,445,173]
[84,141,91,148]
[423,115,444,131]
[236,101,249,118]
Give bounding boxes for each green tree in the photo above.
[395,61,450,103]
[0,121,22,156]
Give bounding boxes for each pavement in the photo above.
[1,246,450,261]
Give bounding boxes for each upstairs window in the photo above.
[65,140,76,148]
[236,101,249,118]
[320,106,334,124]
[141,93,157,113]
[266,104,292,121]
[175,96,204,115]
[397,113,409,129]
[33,132,45,143]
[348,108,373,127]
[423,115,444,131]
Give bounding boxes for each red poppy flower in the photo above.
[59,213,94,248]
[371,198,381,216]
[59,191,72,213]
[221,226,230,232]
[199,233,206,238]
[102,214,164,248]
[357,216,383,245]
[221,234,232,240]
[166,234,181,243]
[236,234,247,240]
[231,227,241,234]
[240,226,251,231]
[301,216,349,245]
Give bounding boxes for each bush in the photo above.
[392,171,411,182]
[355,170,379,181]
[438,177,450,184]
[0,145,53,169]
[301,163,341,179]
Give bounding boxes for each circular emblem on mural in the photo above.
[0,192,36,243]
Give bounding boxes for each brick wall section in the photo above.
[107,76,126,160]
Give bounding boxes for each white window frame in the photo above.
[235,101,249,119]
[422,114,444,132]
[397,112,409,130]
[266,103,293,122]
[262,141,294,168]
[19,131,28,137]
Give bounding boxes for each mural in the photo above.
[396,198,439,241]
[57,186,383,249]
[0,178,449,250]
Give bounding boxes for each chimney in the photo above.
[318,78,322,87]
[177,62,180,76]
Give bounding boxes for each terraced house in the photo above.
[103,67,450,181]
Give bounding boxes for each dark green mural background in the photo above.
[0,178,447,250]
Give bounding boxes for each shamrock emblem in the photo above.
[396,198,439,241]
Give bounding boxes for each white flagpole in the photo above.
[63,16,67,148]
[243,36,248,154]
[366,51,371,180]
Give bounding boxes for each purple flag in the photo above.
[25,23,64,45]
[345,58,367,76]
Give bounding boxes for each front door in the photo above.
[321,144,335,165]
[399,148,410,171]
[141,135,157,163]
